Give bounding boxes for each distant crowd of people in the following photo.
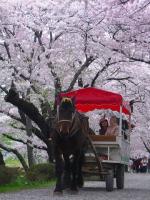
[128,157,150,173]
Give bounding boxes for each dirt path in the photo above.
[0,173,150,200]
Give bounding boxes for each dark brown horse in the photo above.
[51,97,90,194]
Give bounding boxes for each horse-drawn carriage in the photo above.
[83,134,130,191]
[59,87,132,192]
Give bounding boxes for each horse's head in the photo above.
[57,97,76,135]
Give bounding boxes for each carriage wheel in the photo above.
[106,170,114,192]
[116,164,124,189]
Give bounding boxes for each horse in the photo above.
[51,97,90,194]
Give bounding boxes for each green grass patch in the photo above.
[0,175,55,193]
[5,157,22,167]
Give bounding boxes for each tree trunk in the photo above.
[5,88,54,162]
[5,88,51,138]
[25,88,35,167]
[13,149,29,172]
[26,116,35,167]
[0,151,5,166]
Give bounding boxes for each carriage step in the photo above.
[82,170,108,175]
[84,157,109,162]
[83,162,108,168]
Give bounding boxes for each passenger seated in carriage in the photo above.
[105,115,119,136]
[99,117,109,135]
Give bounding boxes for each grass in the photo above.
[1,157,55,193]
[5,157,22,168]
[0,175,55,193]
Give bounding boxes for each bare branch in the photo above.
[13,67,40,93]
[35,30,45,52]
[0,85,9,94]
[0,54,5,61]
[0,143,29,172]
[13,67,29,81]
[0,109,22,122]
[106,76,132,81]
[119,0,130,4]
[91,37,150,65]
[112,48,150,65]
[140,137,150,153]
[4,42,11,60]
[4,27,15,37]
[47,62,62,98]
[91,57,111,87]
[3,134,47,151]
[130,1,150,16]
[9,122,48,145]
[14,43,25,53]
[54,32,64,41]
[49,31,53,47]
[64,56,96,92]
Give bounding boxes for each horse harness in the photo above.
[56,106,78,138]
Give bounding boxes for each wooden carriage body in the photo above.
[83,135,130,181]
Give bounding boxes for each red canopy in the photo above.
[60,87,131,115]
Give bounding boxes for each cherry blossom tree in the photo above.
[0,0,150,164]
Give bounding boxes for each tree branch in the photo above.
[64,56,96,92]
[91,57,111,87]
[34,30,45,52]
[0,85,9,94]
[119,0,130,4]
[0,54,5,61]
[0,109,22,123]
[4,42,11,60]
[112,48,150,65]
[140,137,150,153]
[106,76,132,81]
[47,62,62,100]
[0,143,29,172]
[4,88,51,138]
[9,123,48,144]
[3,134,47,151]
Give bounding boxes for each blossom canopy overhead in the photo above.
[60,87,131,115]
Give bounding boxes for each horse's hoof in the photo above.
[69,189,78,195]
[78,184,83,188]
[77,181,84,188]
[77,177,84,188]
[53,190,63,196]
[69,187,78,194]
[62,185,70,190]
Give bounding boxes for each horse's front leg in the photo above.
[63,154,71,189]
[54,148,64,194]
[77,151,84,188]
[70,152,80,191]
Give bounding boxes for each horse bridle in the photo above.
[57,105,76,123]
[56,106,77,136]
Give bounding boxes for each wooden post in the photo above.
[119,105,122,136]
